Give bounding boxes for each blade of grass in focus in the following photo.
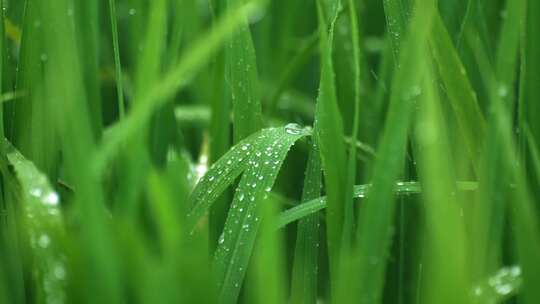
[314,0,348,292]
[354,1,436,302]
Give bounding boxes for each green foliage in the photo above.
[0,0,539,303]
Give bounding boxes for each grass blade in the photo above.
[226,0,263,143]
[107,0,125,118]
[211,124,310,303]
[429,14,486,169]
[4,140,65,304]
[290,137,322,304]
[354,1,436,302]
[276,181,478,229]
[314,0,348,286]
[93,0,264,174]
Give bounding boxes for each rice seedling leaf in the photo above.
[226,0,263,143]
[430,14,486,169]
[314,0,348,283]
[4,139,65,304]
[354,1,436,302]
[276,181,478,229]
[290,137,322,304]
[208,124,311,303]
[414,64,471,304]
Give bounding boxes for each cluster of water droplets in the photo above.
[472,265,522,301]
[6,145,66,304]
[209,124,310,295]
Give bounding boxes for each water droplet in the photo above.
[473,286,482,296]
[239,193,245,201]
[218,233,225,245]
[285,123,303,135]
[495,284,512,295]
[498,85,508,98]
[208,176,215,182]
[43,192,59,206]
[241,145,248,151]
[38,234,50,248]
[129,8,137,16]
[54,264,66,280]
[30,188,43,198]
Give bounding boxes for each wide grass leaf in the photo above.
[187,125,310,303]
[4,140,65,304]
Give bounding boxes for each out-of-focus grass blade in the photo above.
[472,266,522,304]
[276,181,478,229]
[314,0,348,284]
[4,140,66,304]
[212,125,310,304]
[494,0,525,110]
[107,0,125,118]
[468,0,525,284]
[414,64,470,304]
[523,0,540,148]
[93,0,264,174]
[290,137,322,304]
[354,0,436,302]
[73,1,102,139]
[36,0,123,302]
[470,10,540,303]
[523,0,540,195]
[524,125,540,184]
[429,13,486,170]
[248,192,286,304]
[226,0,262,143]
[146,158,217,303]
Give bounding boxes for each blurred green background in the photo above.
[0,0,539,303]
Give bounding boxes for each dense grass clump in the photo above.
[0,0,539,303]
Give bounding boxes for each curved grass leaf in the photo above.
[4,140,65,304]
[276,181,478,229]
[189,125,311,303]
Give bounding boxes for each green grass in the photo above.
[0,0,539,303]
